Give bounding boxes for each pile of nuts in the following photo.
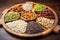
[36,17,54,28]
[21,11,37,21]
[9,5,24,13]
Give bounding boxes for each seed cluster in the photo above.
[36,17,54,28]
[35,8,55,19]
[6,20,28,33]
[26,21,44,34]
[4,11,20,22]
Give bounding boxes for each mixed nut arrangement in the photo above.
[4,2,55,34]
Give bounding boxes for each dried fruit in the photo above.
[35,8,55,19]
[33,4,46,11]
[4,11,20,22]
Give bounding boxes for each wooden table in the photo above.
[0,0,60,40]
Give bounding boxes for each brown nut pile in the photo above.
[21,11,37,21]
[8,4,24,13]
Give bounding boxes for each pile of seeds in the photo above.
[4,11,20,22]
[22,3,33,11]
[33,4,46,11]
[6,20,28,33]
[35,8,55,19]
[36,17,54,28]
[26,21,44,34]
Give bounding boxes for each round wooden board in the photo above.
[0,2,58,37]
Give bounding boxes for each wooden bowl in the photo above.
[0,2,58,37]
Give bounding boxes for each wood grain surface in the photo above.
[0,0,60,40]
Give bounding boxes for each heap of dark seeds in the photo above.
[35,8,55,19]
[25,21,44,34]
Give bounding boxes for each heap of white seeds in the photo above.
[6,20,28,33]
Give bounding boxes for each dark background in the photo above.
[0,0,60,40]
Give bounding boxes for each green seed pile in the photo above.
[4,11,20,22]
